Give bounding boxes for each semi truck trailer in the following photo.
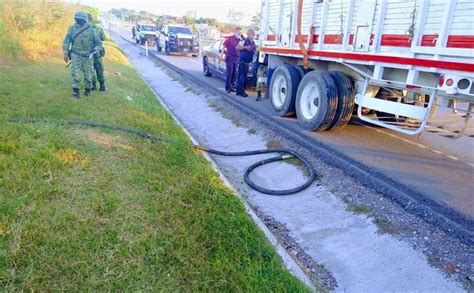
[259,0,473,138]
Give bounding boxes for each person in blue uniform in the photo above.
[235,29,256,97]
[223,27,242,93]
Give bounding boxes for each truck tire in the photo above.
[295,71,338,131]
[294,65,306,79]
[203,57,212,77]
[270,65,301,116]
[157,43,162,52]
[139,38,145,45]
[327,71,355,130]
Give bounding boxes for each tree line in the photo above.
[109,8,261,32]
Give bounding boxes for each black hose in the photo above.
[8,118,317,195]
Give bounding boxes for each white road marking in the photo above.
[445,155,459,161]
[354,122,472,167]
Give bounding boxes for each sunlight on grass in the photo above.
[104,40,131,66]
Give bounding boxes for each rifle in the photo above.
[89,46,101,59]
[65,46,100,68]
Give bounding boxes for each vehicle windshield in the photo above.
[168,26,192,34]
[140,25,156,31]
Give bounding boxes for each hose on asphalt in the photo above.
[8,118,317,195]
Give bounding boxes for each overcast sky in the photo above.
[79,0,262,24]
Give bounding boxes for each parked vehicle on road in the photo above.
[135,23,157,45]
[157,25,199,57]
[202,37,255,84]
[259,0,473,138]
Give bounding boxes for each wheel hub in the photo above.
[300,81,320,120]
[272,75,288,108]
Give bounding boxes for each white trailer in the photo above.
[259,0,474,137]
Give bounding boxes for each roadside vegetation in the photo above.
[0,1,308,290]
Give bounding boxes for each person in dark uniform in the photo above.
[235,29,256,97]
[223,27,242,93]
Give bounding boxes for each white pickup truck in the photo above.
[135,23,158,46]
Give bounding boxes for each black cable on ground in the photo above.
[7,118,317,195]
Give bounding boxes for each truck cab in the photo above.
[135,23,157,45]
[157,24,199,57]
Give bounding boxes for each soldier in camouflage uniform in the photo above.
[62,11,102,98]
[87,13,107,92]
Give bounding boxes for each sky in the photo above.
[79,0,262,24]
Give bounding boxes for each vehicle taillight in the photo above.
[446,78,454,86]
[438,75,445,87]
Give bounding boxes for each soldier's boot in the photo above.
[84,88,92,96]
[91,82,97,91]
[99,82,107,92]
[72,88,80,99]
[256,91,262,101]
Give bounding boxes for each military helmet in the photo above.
[74,11,88,21]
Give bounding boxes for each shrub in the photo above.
[0,19,20,59]
[0,0,94,60]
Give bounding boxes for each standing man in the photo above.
[132,25,136,40]
[62,11,102,98]
[87,13,107,92]
[235,29,256,97]
[223,27,242,93]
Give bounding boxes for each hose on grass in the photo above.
[7,118,317,195]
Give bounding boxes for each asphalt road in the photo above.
[112,25,474,222]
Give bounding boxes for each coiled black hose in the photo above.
[8,118,317,195]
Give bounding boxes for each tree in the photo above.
[183,10,194,26]
[82,6,99,23]
[195,17,220,28]
[227,9,244,25]
[250,12,261,31]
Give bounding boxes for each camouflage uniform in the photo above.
[62,11,101,97]
[88,14,107,91]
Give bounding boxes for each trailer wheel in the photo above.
[294,66,306,79]
[327,71,355,130]
[270,65,301,116]
[295,71,338,131]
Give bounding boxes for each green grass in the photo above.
[0,41,309,291]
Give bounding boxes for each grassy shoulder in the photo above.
[0,40,309,291]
